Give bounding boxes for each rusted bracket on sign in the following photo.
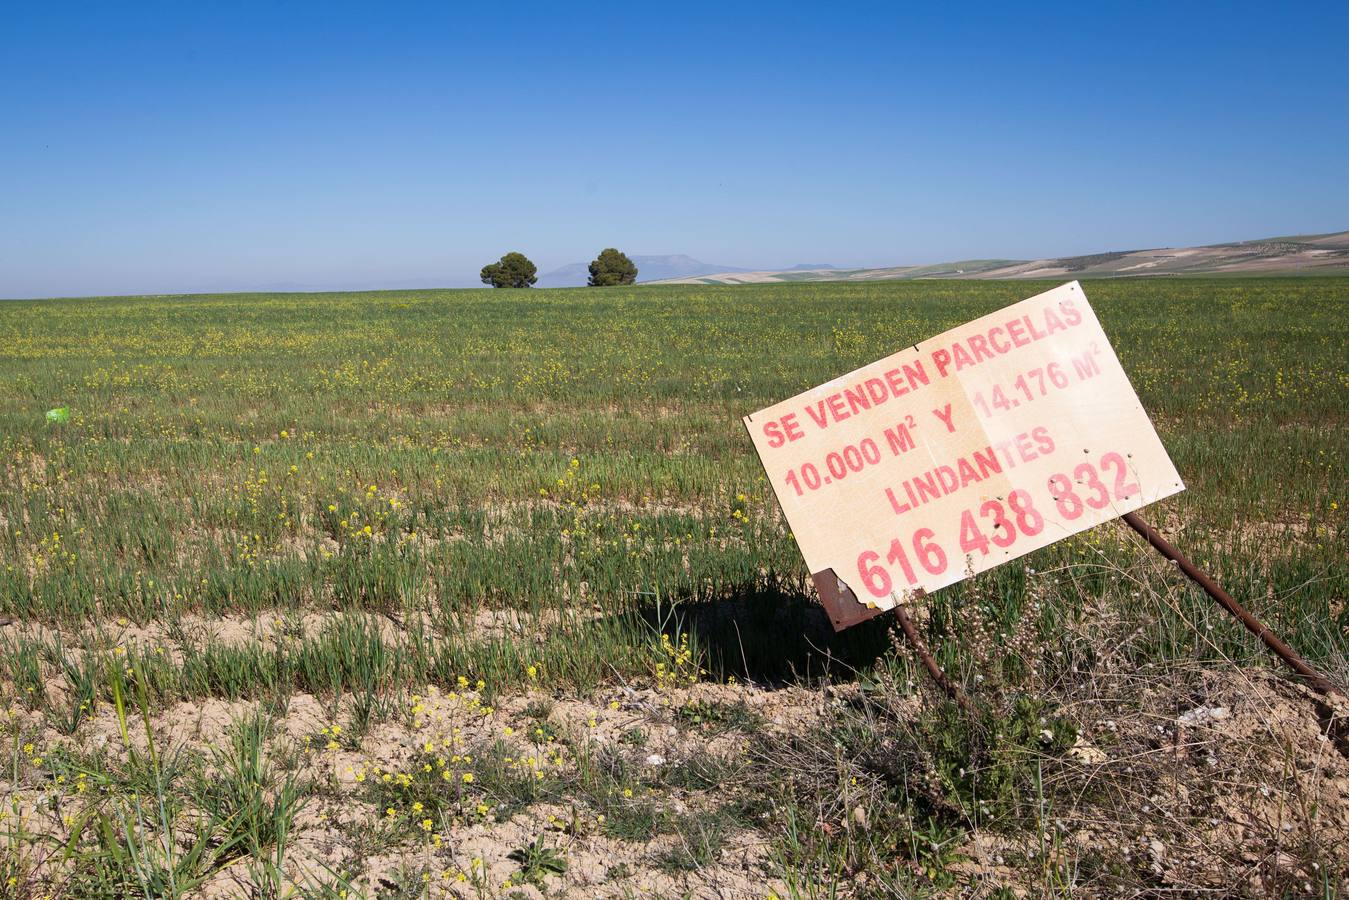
[810,571,971,709]
[810,568,886,631]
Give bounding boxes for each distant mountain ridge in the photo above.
[645,231,1349,285]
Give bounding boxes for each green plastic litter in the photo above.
[45,407,70,424]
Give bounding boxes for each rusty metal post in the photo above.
[809,569,969,708]
[1120,511,1341,699]
[892,602,971,711]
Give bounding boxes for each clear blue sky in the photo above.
[3,1,1346,298]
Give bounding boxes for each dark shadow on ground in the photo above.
[635,580,895,687]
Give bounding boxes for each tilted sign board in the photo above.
[744,282,1184,628]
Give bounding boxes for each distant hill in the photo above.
[646,231,1349,285]
[537,254,751,288]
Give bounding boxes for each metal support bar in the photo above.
[809,512,1341,704]
[1120,511,1341,699]
[893,601,971,711]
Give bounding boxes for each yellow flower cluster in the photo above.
[653,632,704,688]
[538,457,601,507]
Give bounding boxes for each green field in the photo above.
[1,279,1345,896]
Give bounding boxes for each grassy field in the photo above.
[0,278,1345,897]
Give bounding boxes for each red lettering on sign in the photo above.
[928,303,1086,381]
[1023,313,1047,341]
[1032,425,1054,455]
[967,334,995,363]
[883,367,909,397]
[802,362,934,429]
[827,393,849,421]
[883,429,1057,518]
[973,447,1003,479]
[1059,297,1082,326]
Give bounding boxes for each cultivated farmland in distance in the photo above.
[651,230,1349,284]
[0,279,1345,896]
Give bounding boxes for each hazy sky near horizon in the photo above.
[2,1,1347,298]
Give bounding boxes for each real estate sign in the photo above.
[745,281,1183,618]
